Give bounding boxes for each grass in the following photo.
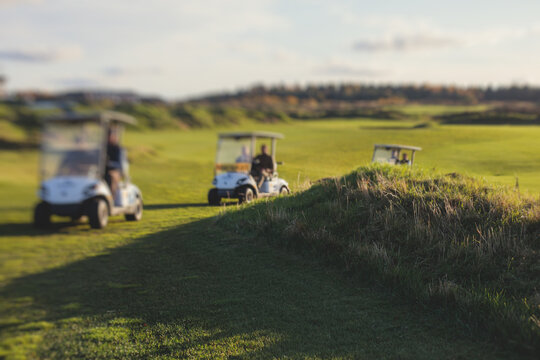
[1,114,540,358]
[2,219,518,359]
[383,104,491,117]
[221,165,540,354]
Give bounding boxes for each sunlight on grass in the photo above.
[1,113,538,359]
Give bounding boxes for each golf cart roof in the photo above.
[374,144,422,151]
[43,111,137,126]
[218,131,284,140]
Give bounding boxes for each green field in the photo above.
[1,117,539,358]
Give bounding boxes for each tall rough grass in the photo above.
[220,165,540,354]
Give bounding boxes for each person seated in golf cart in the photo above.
[236,145,251,163]
[105,129,124,202]
[252,144,274,188]
[390,149,399,164]
[398,153,410,165]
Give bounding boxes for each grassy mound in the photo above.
[220,165,540,354]
[437,110,540,125]
[0,101,293,148]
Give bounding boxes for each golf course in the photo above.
[1,107,539,359]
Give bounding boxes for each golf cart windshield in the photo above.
[216,137,252,174]
[41,121,104,180]
[373,147,400,165]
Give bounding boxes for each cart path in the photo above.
[1,212,516,359]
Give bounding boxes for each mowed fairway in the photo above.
[1,118,539,358]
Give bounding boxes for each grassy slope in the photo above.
[221,165,540,353]
[2,218,515,359]
[1,116,539,358]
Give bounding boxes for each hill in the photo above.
[0,101,292,148]
[220,165,540,354]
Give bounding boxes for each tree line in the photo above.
[195,84,540,104]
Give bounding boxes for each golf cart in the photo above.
[371,144,421,166]
[34,111,143,229]
[208,131,289,205]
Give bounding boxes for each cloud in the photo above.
[466,25,540,47]
[349,14,540,54]
[0,46,82,62]
[55,77,101,88]
[314,62,387,77]
[353,35,459,52]
[102,66,162,78]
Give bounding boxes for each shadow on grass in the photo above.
[359,123,432,131]
[0,218,129,237]
[142,201,245,211]
[0,218,515,359]
[144,202,208,210]
[0,221,84,237]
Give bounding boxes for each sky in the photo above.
[1,0,539,99]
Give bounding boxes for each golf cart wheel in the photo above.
[279,186,290,195]
[239,187,255,204]
[125,197,143,221]
[88,198,109,229]
[34,202,51,228]
[208,188,221,206]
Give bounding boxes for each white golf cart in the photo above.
[208,131,289,205]
[34,111,143,229]
[371,144,422,166]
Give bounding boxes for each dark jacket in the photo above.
[106,144,122,170]
[253,153,274,171]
